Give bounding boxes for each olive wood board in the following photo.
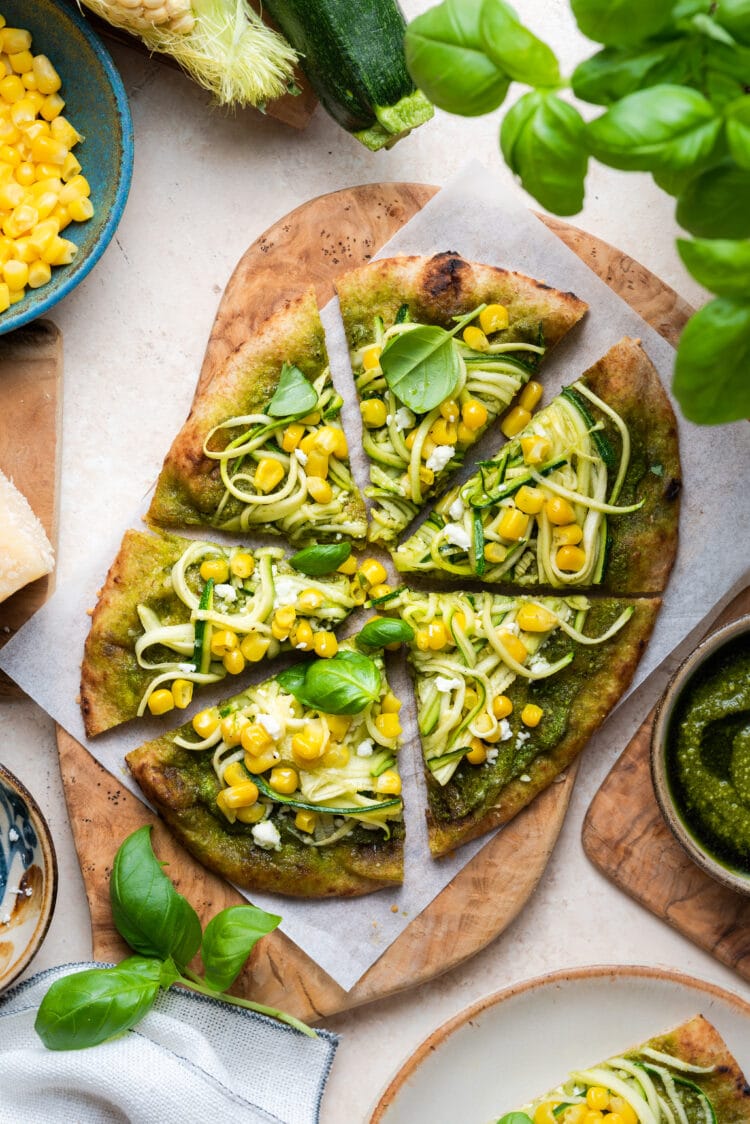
[56,182,692,1022]
[583,585,750,981]
[0,320,63,698]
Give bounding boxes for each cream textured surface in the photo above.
[1,1,744,1121]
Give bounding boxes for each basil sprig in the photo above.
[289,542,351,575]
[356,617,414,650]
[379,306,485,413]
[34,827,311,1050]
[278,650,382,714]
[404,0,750,424]
[267,362,317,418]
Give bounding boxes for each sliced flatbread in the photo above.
[508,1014,750,1123]
[335,253,588,545]
[81,530,362,737]
[396,588,660,856]
[395,337,681,594]
[147,287,367,545]
[127,645,405,898]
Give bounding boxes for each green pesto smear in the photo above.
[667,633,750,875]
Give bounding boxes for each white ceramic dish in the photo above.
[371,966,750,1124]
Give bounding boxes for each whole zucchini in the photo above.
[262,0,434,149]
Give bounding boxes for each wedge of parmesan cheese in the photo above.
[0,470,54,604]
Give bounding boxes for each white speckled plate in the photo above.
[0,764,57,991]
[371,966,750,1124]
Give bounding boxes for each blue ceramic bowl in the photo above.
[0,0,133,336]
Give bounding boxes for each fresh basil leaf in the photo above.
[480,0,560,87]
[300,651,382,715]
[677,159,750,237]
[380,325,461,412]
[289,542,351,575]
[110,825,202,970]
[717,0,750,45]
[356,618,414,651]
[501,91,588,215]
[571,0,674,44]
[35,959,162,1051]
[496,1115,534,1124]
[677,237,750,296]
[726,96,750,169]
[267,362,317,418]
[587,85,722,171]
[691,11,738,43]
[404,0,510,117]
[673,297,750,423]
[201,905,281,993]
[571,43,686,106]
[277,663,310,701]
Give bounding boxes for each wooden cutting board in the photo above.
[583,586,750,981]
[0,320,63,698]
[57,183,693,1021]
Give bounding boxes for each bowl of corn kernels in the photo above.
[0,0,133,335]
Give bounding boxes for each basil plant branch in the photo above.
[35,826,315,1050]
[405,0,750,426]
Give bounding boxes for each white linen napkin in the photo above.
[0,963,338,1124]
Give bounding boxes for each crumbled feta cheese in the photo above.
[273,576,299,606]
[443,522,471,550]
[520,773,531,783]
[177,662,196,673]
[394,407,416,432]
[528,655,551,673]
[426,444,455,473]
[386,414,394,425]
[294,448,308,467]
[503,620,519,635]
[0,909,11,925]
[516,731,530,747]
[498,719,512,742]
[356,738,375,758]
[486,747,499,765]
[8,827,18,842]
[436,675,462,693]
[448,496,465,521]
[214,583,237,602]
[257,713,282,740]
[251,820,281,851]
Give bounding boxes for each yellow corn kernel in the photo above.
[415,628,430,652]
[0,180,23,209]
[230,552,255,579]
[192,708,219,738]
[520,434,552,465]
[6,202,37,236]
[210,629,238,657]
[455,422,474,446]
[30,134,67,166]
[171,678,194,709]
[313,631,338,658]
[293,591,321,618]
[427,620,449,650]
[460,398,488,431]
[556,544,586,572]
[223,649,246,676]
[223,781,260,808]
[533,1104,559,1124]
[375,769,402,795]
[254,457,284,494]
[0,283,9,313]
[404,429,417,450]
[586,1089,610,1112]
[307,477,332,504]
[2,258,27,289]
[362,344,382,370]
[222,762,247,788]
[521,703,543,727]
[241,723,274,756]
[463,686,479,710]
[375,712,401,739]
[381,692,401,714]
[25,91,46,115]
[60,152,81,182]
[2,29,32,55]
[22,71,36,90]
[33,189,59,220]
[466,737,487,765]
[484,542,507,565]
[269,766,298,795]
[28,262,51,290]
[497,630,527,664]
[545,496,576,525]
[292,619,314,650]
[519,380,543,412]
[200,557,229,583]
[28,218,59,255]
[0,75,24,103]
[43,235,77,265]
[322,743,350,769]
[553,522,583,546]
[359,558,387,587]
[242,750,279,775]
[40,93,64,122]
[32,56,61,96]
[220,713,249,747]
[271,606,296,639]
[50,115,80,146]
[13,160,34,187]
[291,721,326,761]
[147,688,174,716]
[517,603,558,633]
[561,1107,587,1124]
[420,436,436,461]
[479,303,509,334]
[0,144,19,166]
[300,410,320,426]
[439,397,459,422]
[360,397,387,428]
[497,506,530,541]
[463,325,489,351]
[8,287,25,304]
[337,554,357,575]
[295,810,317,834]
[281,422,304,452]
[429,417,458,445]
[349,581,367,605]
[368,583,392,601]
[313,425,340,455]
[325,714,351,739]
[493,695,513,719]
[515,485,545,515]
[582,1113,604,1124]
[51,204,70,231]
[608,1098,637,1124]
[68,194,93,222]
[235,803,267,824]
[9,50,33,76]
[240,633,270,662]
[305,450,329,480]
[418,466,435,487]
[501,405,532,438]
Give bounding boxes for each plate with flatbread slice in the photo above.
[147,287,367,545]
[394,588,660,856]
[335,252,588,546]
[395,337,681,594]
[81,531,366,737]
[126,639,405,898]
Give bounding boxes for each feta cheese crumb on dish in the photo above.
[425,444,455,474]
[257,713,282,740]
[273,576,299,606]
[436,675,462,693]
[0,469,54,604]
[448,496,465,521]
[214,583,237,602]
[251,820,281,851]
[356,738,375,757]
[394,407,416,432]
[443,522,471,550]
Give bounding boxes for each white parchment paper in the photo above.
[2,162,748,991]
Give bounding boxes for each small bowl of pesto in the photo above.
[651,614,750,895]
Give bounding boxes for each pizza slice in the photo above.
[126,639,406,898]
[147,287,367,545]
[395,338,681,594]
[395,588,660,856]
[81,530,369,737]
[501,1014,750,1123]
[335,253,588,545]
